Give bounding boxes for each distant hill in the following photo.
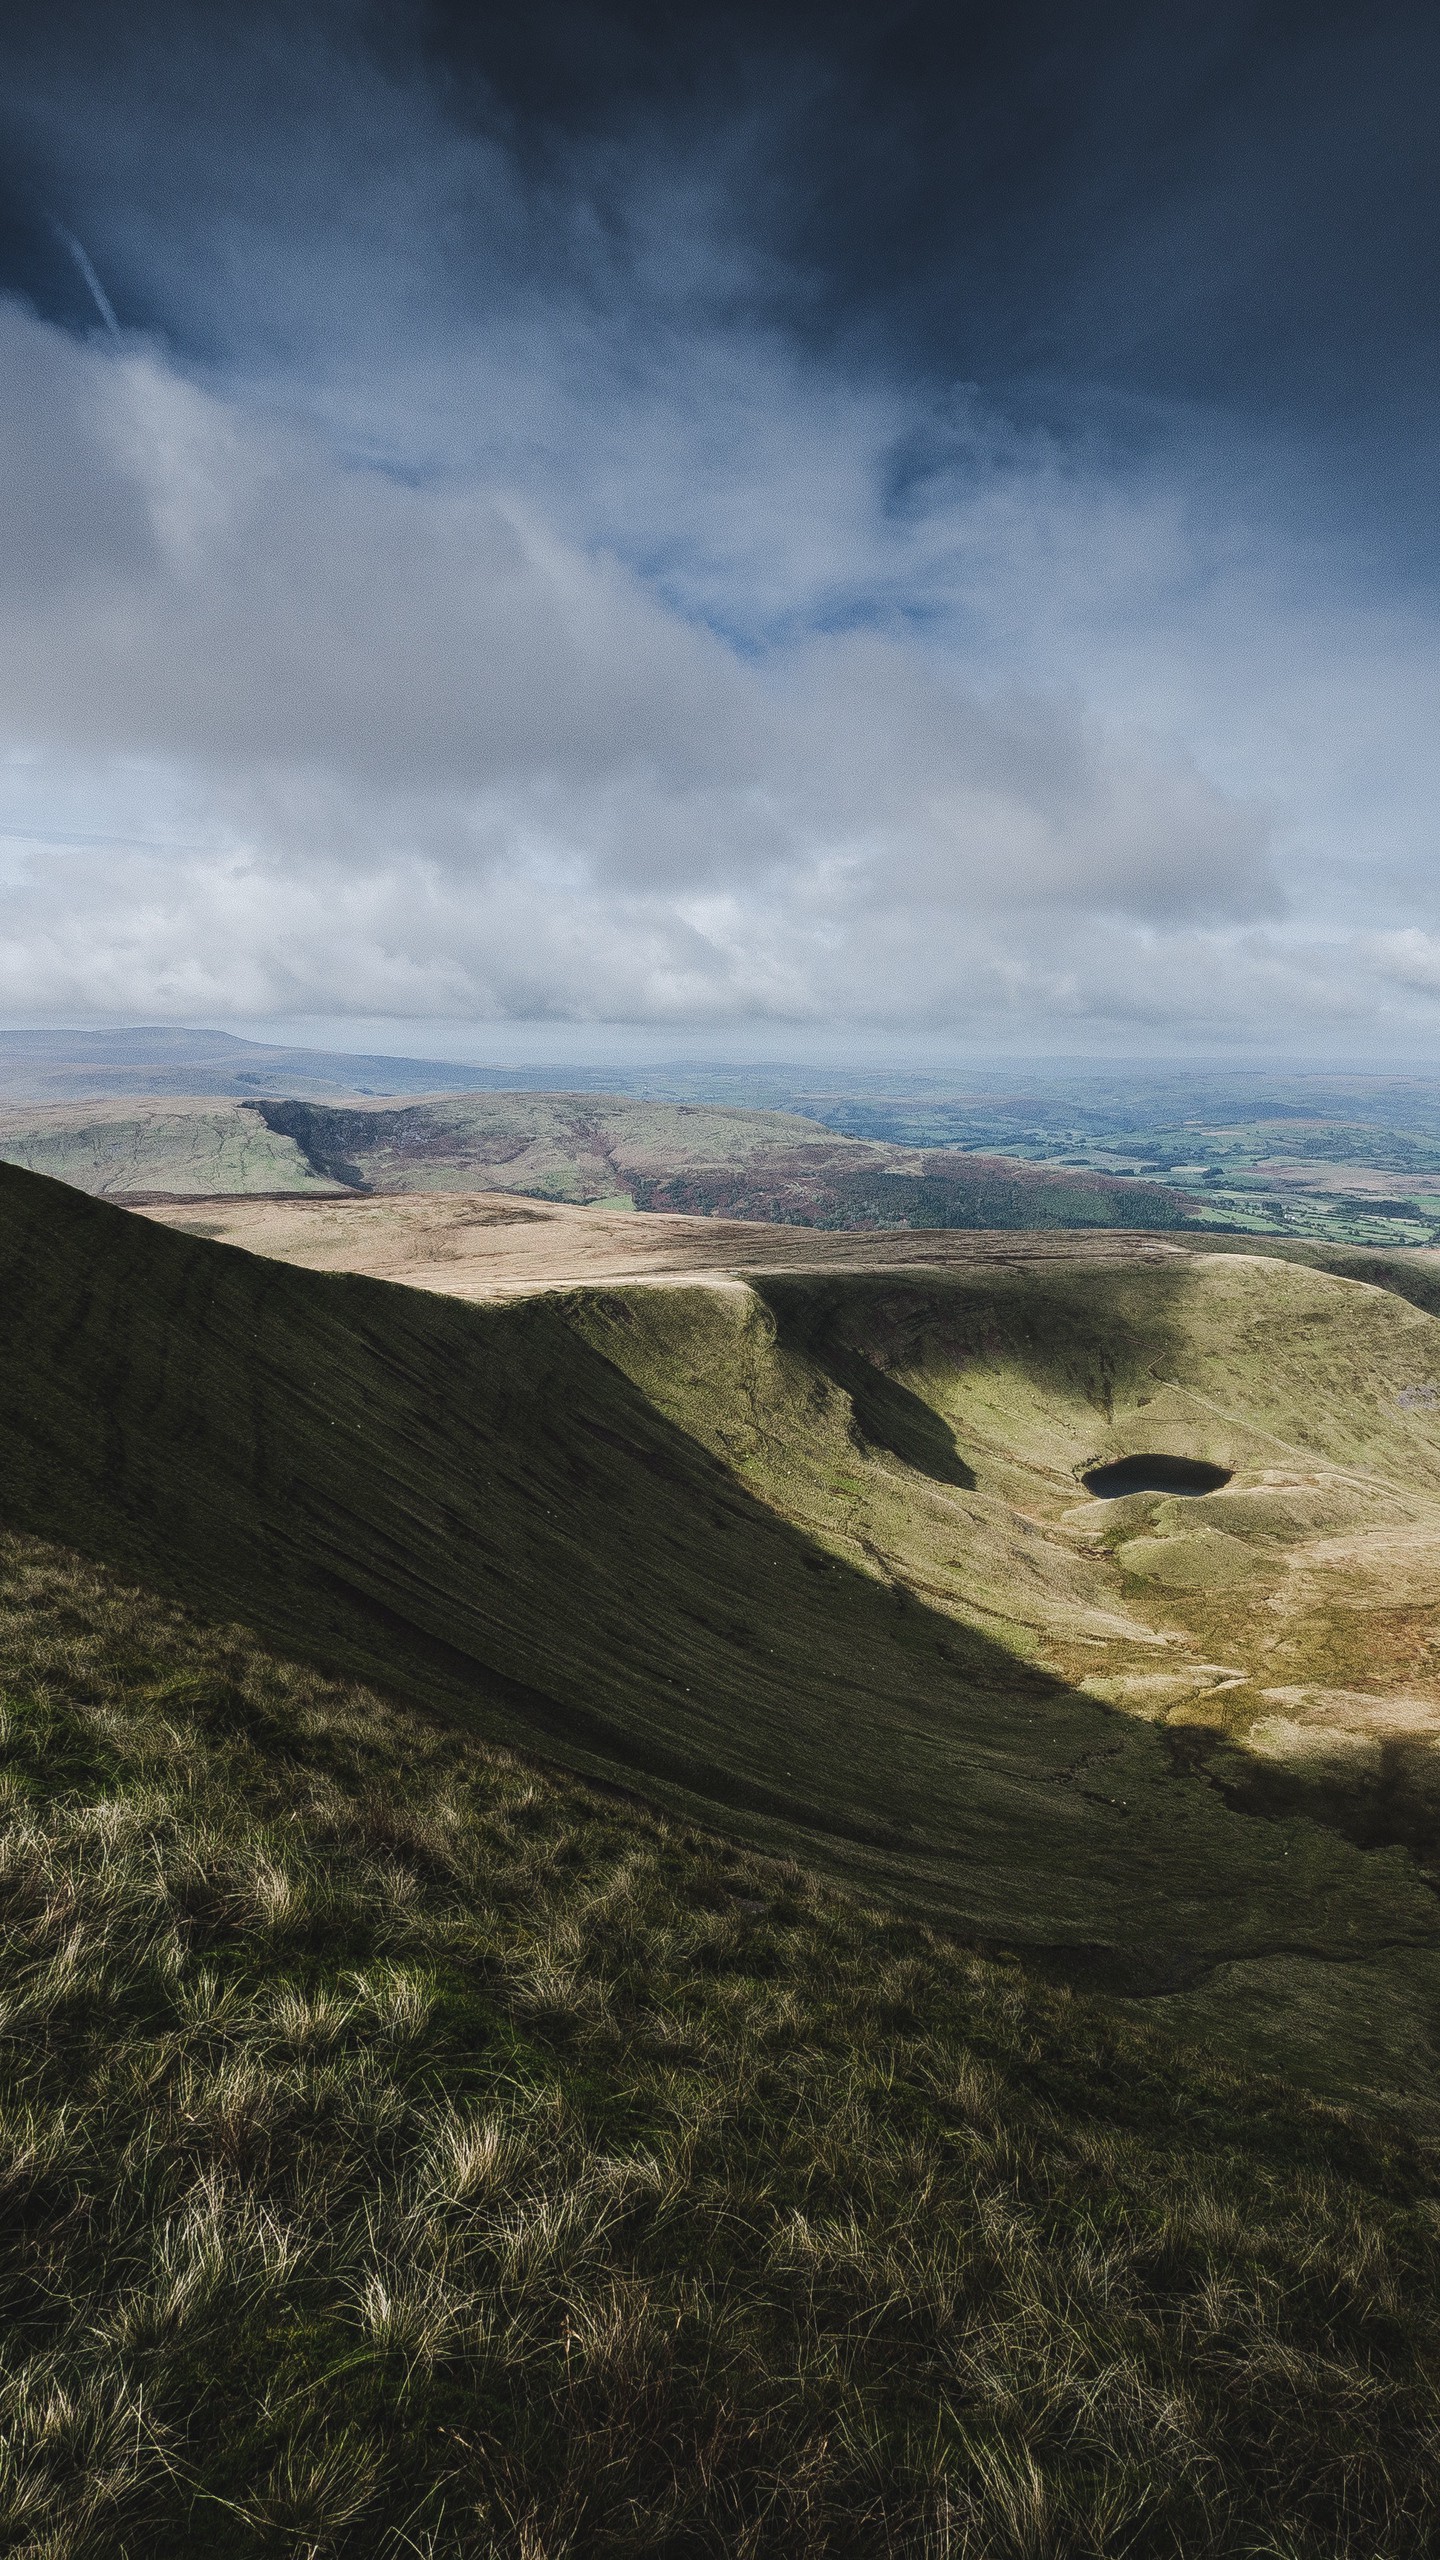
[17,1026,1440,1248]
[7,1027,1440,1246]
[0,1096,345,1196]
[0,1023,508,1102]
[0,1087,1194,1227]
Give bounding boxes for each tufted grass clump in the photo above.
[0,1523,1437,2558]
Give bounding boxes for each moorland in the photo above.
[8,1111,1440,2548]
[7,1030,1440,1246]
[0,1090,1190,1231]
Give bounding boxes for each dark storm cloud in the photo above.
[377,1,1440,434]
[11,2,1439,408]
[0,2,1438,1044]
[399,0,1440,560]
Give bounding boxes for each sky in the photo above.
[2,0,1440,1062]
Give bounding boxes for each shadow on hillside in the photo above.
[753,1281,976,1486]
[756,1264,1199,1443]
[1,1160,1435,2033]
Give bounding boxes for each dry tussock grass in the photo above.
[0,1525,1437,2556]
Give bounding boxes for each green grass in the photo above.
[3,1524,1440,2557]
[11,1161,1440,2105]
[2,1089,1195,1231]
[8,1163,1440,2123]
[1187,1229,1440,1317]
[0,1100,338,1198]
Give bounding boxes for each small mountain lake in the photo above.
[1081,1454,1232,1499]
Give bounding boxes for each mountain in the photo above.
[245,1095,1195,1230]
[5,1157,1440,2115]
[0,1023,509,1101]
[5,1156,1440,2552]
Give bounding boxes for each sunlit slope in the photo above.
[0,1096,341,1195]
[3,1162,1440,2114]
[1,1086,1189,1226]
[568,1254,1440,1812]
[577,1258,1440,2103]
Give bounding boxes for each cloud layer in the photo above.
[1,2,1438,1051]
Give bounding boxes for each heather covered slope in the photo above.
[251,1092,1192,1227]
[0,1087,1192,1230]
[5,1161,1440,2117]
[5,1528,1438,2558]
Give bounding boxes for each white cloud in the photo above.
[0,296,1303,1036]
[5,3,1440,1054]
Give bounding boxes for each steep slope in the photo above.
[6,1526,1437,2558]
[580,1259,1440,2102]
[0,1095,344,1196]
[4,1161,1440,2117]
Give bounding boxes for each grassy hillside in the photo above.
[5,1528,1438,2556]
[576,1249,1440,2112]
[1,1087,1193,1230]
[5,1163,1440,2122]
[254,1094,1193,1228]
[1189,1228,1440,1317]
[0,1098,342,1197]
